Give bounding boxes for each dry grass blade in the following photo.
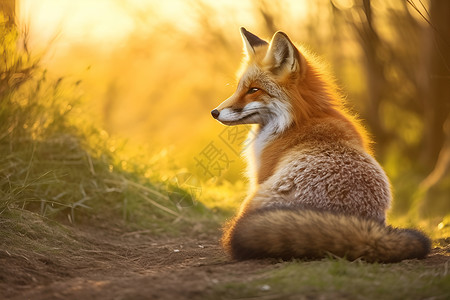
[138,191,181,218]
[103,178,180,216]
[113,178,170,201]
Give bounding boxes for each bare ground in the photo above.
[1,223,449,300]
[0,222,274,300]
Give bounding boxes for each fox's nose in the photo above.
[211,109,220,119]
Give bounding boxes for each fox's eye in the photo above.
[247,87,260,94]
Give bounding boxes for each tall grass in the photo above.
[0,15,211,233]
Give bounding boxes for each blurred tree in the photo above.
[254,0,281,35]
[415,0,450,216]
[332,0,424,158]
[0,0,15,26]
[353,0,390,151]
[420,0,450,169]
[331,0,450,216]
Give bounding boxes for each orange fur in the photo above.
[211,28,430,262]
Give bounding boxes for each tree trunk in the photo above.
[416,0,450,217]
[353,0,390,157]
[420,0,450,171]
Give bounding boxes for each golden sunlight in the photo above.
[11,0,447,220]
[20,0,134,48]
[12,0,342,183]
[2,0,449,297]
[19,0,309,48]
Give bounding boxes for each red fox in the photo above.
[211,28,430,262]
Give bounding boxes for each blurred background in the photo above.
[2,0,449,220]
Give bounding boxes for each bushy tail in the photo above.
[222,208,431,263]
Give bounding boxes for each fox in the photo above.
[210,28,431,263]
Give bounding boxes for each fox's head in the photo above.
[211,28,334,134]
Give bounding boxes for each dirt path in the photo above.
[1,225,449,300]
[1,225,277,300]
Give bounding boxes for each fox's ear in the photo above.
[240,27,268,56]
[265,31,305,75]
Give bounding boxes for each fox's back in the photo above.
[246,116,391,224]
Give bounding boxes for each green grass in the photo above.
[211,258,450,300]
[0,128,217,233]
[0,15,216,237]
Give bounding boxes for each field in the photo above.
[1,1,450,299]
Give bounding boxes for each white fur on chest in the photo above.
[244,98,293,185]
